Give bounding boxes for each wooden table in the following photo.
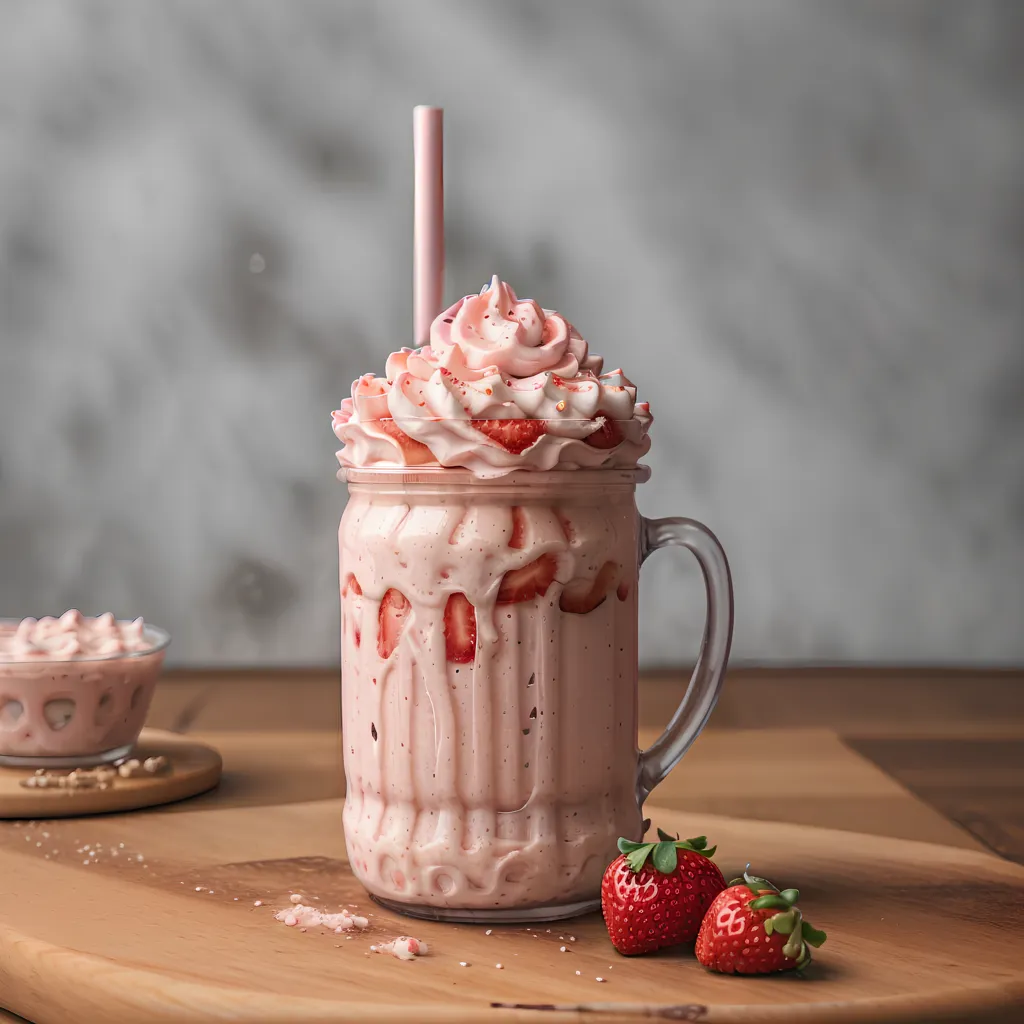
[143,666,1024,862]
[1,667,1022,1023]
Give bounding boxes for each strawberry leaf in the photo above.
[750,894,791,912]
[687,842,717,857]
[768,909,798,935]
[617,838,648,855]
[671,835,715,857]
[656,827,677,843]
[802,922,827,948]
[624,843,657,873]
[779,888,800,904]
[652,841,679,874]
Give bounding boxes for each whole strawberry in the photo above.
[695,867,827,974]
[602,829,725,955]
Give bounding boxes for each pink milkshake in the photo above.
[331,107,731,921]
[0,611,170,767]
[333,278,732,921]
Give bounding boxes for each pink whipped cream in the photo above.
[0,611,150,661]
[333,276,652,475]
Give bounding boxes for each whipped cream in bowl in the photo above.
[333,276,653,477]
[0,611,171,768]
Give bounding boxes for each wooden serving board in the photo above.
[1,802,1022,1024]
[0,730,221,819]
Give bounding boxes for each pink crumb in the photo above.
[274,904,369,932]
[370,936,428,961]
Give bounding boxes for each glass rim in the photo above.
[0,621,171,665]
[340,465,651,487]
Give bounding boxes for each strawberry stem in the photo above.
[729,865,778,895]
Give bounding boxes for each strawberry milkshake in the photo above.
[0,611,170,767]
[333,277,733,921]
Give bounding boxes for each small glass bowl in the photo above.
[0,622,171,768]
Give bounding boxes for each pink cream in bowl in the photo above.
[0,611,170,767]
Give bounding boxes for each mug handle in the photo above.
[636,516,734,805]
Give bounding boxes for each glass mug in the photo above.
[339,466,732,922]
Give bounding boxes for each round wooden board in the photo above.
[0,729,221,818]
[0,802,1021,1024]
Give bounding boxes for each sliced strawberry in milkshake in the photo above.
[555,511,577,544]
[583,414,624,450]
[377,418,435,464]
[342,575,364,647]
[443,593,477,664]
[509,506,527,549]
[377,588,411,658]
[559,560,619,614]
[472,419,547,454]
[497,553,558,604]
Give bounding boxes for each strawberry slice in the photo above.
[443,593,477,663]
[497,553,558,604]
[471,419,547,455]
[342,574,363,647]
[378,418,435,464]
[559,560,619,614]
[555,511,576,544]
[584,414,624,450]
[509,506,527,549]
[377,588,411,659]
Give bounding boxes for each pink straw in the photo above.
[413,105,445,347]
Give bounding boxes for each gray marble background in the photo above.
[1,0,1022,667]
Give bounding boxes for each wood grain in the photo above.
[845,737,1024,865]
[127,727,984,853]
[3,668,1021,1021]
[147,667,1024,737]
[143,668,1024,858]
[0,802,1021,1023]
[0,731,221,819]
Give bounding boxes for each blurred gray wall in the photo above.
[1,0,1022,667]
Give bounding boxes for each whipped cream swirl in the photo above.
[0,611,151,661]
[333,276,652,475]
